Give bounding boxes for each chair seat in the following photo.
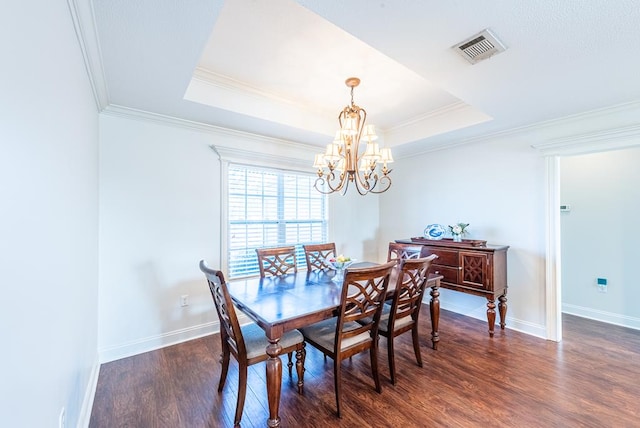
[378,311,413,333]
[361,303,413,333]
[241,323,304,360]
[300,318,371,353]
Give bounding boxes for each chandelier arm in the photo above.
[368,174,392,194]
[353,178,369,196]
[356,107,366,148]
[353,169,371,191]
[325,171,346,192]
[345,172,373,196]
[340,176,352,196]
[315,173,345,194]
[341,167,365,196]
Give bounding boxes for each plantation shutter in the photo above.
[227,164,328,278]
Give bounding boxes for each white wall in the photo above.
[379,137,548,337]
[561,147,640,329]
[329,189,380,262]
[98,115,221,361]
[0,2,99,427]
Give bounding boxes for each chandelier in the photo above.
[313,77,393,195]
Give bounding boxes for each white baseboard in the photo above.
[99,321,220,363]
[439,301,547,339]
[77,358,101,428]
[562,304,640,331]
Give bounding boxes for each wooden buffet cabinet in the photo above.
[396,238,509,337]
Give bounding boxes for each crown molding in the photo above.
[193,67,303,108]
[191,67,331,118]
[385,100,493,148]
[531,124,640,156]
[102,104,318,169]
[386,101,471,132]
[400,99,640,159]
[67,0,109,111]
[186,68,334,136]
[465,99,640,147]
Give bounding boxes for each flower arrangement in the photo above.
[448,223,469,237]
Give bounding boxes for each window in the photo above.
[227,164,328,278]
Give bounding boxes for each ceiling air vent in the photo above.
[453,29,506,64]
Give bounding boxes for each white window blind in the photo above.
[227,164,328,278]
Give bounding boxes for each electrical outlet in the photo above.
[59,407,66,428]
[597,278,607,293]
[181,294,189,307]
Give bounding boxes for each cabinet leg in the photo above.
[486,298,496,338]
[498,294,507,330]
[429,284,440,350]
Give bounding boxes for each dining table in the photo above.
[226,262,443,427]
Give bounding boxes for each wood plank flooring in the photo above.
[89,310,640,427]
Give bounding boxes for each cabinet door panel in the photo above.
[460,252,489,290]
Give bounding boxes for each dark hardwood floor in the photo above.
[89,310,640,427]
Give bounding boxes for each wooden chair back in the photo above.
[390,255,439,330]
[387,242,423,262]
[336,261,397,355]
[303,242,336,271]
[255,246,297,277]
[199,260,246,360]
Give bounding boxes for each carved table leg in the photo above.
[498,294,508,330]
[295,343,306,394]
[266,338,282,428]
[429,283,440,350]
[486,298,496,338]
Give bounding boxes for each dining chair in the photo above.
[299,261,396,418]
[387,242,423,262]
[255,246,297,277]
[303,242,336,271]
[199,260,306,427]
[378,255,438,384]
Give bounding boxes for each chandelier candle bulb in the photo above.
[313,77,393,195]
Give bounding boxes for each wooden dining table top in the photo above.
[226,263,440,340]
[227,267,354,339]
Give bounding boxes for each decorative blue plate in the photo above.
[424,224,446,240]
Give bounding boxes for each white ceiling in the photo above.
[90,0,640,155]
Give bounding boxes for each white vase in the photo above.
[453,234,462,242]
